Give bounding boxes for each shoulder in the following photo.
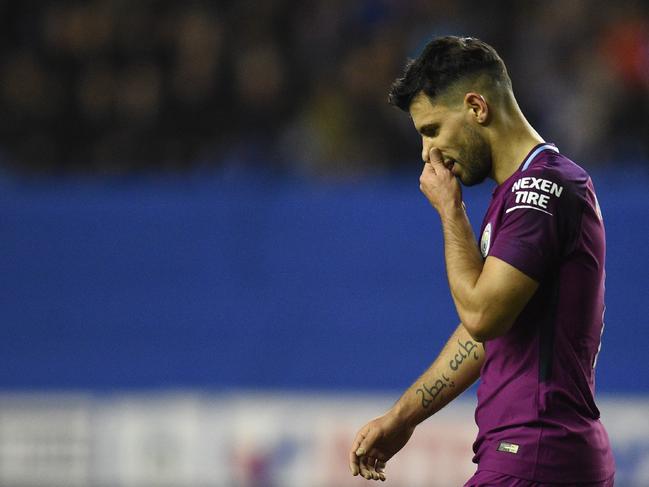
[523,152,590,192]
[506,153,589,211]
[502,151,589,222]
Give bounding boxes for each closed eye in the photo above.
[419,124,439,137]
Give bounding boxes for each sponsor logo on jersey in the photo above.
[480,223,491,258]
[508,176,564,215]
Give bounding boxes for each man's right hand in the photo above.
[348,410,416,481]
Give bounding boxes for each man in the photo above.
[348,36,615,486]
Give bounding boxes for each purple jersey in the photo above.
[472,143,615,482]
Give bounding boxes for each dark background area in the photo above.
[0,0,647,177]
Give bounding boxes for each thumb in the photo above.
[356,428,380,456]
[428,147,445,169]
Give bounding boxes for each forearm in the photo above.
[438,204,538,341]
[440,203,483,294]
[439,204,490,338]
[390,323,484,428]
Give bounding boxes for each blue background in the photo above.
[1,166,647,393]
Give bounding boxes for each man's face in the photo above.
[409,91,492,186]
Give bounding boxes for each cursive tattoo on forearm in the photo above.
[416,373,455,409]
[416,339,481,409]
[449,339,480,371]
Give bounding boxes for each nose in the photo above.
[421,141,429,163]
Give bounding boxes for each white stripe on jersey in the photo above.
[505,205,553,216]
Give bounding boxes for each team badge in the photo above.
[480,223,491,258]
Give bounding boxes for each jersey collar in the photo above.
[491,143,559,197]
[521,143,559,171]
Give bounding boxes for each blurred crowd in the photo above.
[0,0,648,177]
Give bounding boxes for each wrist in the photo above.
[438,200,466,220]
[388,401,421,429]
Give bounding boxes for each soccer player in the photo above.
[348,36,615,486]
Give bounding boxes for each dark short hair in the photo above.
[388,36,511,111]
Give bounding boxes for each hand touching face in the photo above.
[419,147,463,215]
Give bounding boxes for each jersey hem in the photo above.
[476,457,615,484]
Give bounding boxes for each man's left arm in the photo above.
[420,148,538,342]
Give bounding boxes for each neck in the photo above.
[489,104,544,185]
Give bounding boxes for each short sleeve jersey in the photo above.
[472,144,615,482]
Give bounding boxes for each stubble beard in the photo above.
[457,124,492,187]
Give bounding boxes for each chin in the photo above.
[460,173,488,187]
[458,174,482,186]
[458,160,491,186]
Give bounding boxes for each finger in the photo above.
[360,455,379,480]
[349,430,366,476]
[349,448,360,476]
[367,456,380,481]
[369,456,386,481]
[359,455,372,479]
[421,160,436,174]
[367,452,387,481]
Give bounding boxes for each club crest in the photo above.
[480,223,492,258]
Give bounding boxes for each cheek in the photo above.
[444,127,465,154]
[457,128,478,161]
[445,137,465,162]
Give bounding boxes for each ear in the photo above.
[464,92,489,124]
